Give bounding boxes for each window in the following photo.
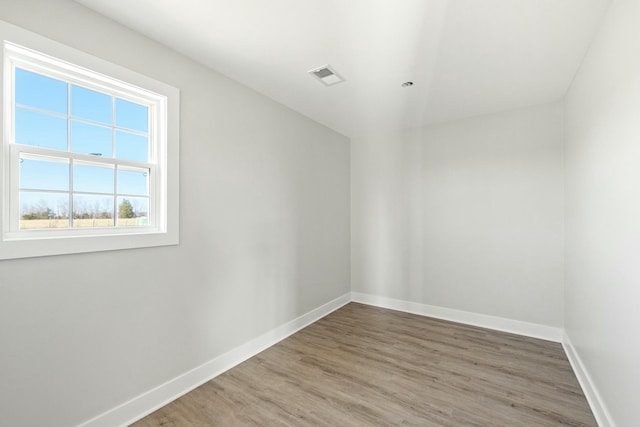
[1,23,179,259]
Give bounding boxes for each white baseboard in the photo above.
[78,292,351,427]
[77,291,610,427]
[562,333,614,427]
[351,292,563,342]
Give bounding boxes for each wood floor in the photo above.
[132,303,596,426]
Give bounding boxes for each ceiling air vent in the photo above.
[309,65,344,86]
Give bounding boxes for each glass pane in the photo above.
[115,99,148,133]
[73,195,114,228]
[15,108,68,151]
[117,197,148,226]
[20,156,69,191]
[15,68,68,115]
[115,130,148,162]
[73,163,114,194]
[71,120,112,157]
[118,169,148,196]
[71,85,112,124]
[19,192,69,230]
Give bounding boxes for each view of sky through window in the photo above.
[15,67,151,229]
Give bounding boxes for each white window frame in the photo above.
[0,21,179,260]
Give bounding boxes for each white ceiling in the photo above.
[76,0,611,138]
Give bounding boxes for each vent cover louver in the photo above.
[309,65,344,86]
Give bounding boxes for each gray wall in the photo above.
[0,1,350,426]
[564,0,640,425]
[352,103,564,326]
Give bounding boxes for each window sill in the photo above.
[0,228,178,260]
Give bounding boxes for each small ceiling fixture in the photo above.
[401,81,414,88]
[309,65,345,86]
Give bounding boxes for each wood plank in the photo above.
[132,303,596,426]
